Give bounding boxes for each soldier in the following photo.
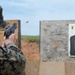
[0,6,26,75]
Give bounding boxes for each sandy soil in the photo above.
[21,40,40,61]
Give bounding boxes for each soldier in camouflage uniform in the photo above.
[0,6,26,75]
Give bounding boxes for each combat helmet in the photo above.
[0,6,10,29]
[0,6,3,23]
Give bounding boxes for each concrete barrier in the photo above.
[39,62,65,75]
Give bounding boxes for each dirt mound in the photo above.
[21,40,40,61]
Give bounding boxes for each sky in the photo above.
[0,0,75,35]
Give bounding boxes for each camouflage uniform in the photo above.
[0,43,26,75]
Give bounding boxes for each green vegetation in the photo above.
[21,35,40,42]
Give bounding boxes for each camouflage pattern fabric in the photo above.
[0,43,26,75]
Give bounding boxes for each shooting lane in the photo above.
[0,20,21,49]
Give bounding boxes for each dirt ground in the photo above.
[21,39,40,61]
